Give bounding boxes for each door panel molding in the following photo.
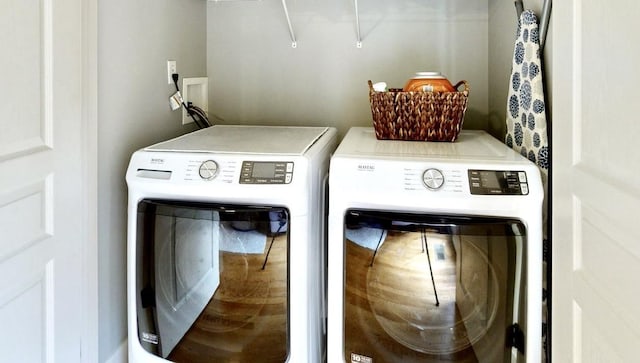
[0,0,98,361]
[0,176,53,262]
[0,258,54,363]
[0,0,53,162]
[553,0,640,361]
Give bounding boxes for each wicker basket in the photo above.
[368,79,469,142]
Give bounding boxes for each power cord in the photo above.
[172,73,211,129]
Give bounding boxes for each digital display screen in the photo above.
[480,171,501,189]
[240,161,292,184]
[251,162,276,178]
[468,170,527,195]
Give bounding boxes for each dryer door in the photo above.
[135,200,289,362]
[343,210,527,363]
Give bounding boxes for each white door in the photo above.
[0,0,96,362]
[552,0,640,361]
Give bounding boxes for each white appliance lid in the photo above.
[145,125,329,155]
[335,127,525,162]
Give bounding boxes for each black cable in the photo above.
[262,217,286,270]
[368,228,386,267]
[171,73,210,129]
[421,229,440,307]
[172,73,180,92]
[187,103,210,128]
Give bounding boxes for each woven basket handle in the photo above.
[453,80,470,94]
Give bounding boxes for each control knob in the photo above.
[199,160,219,180]
[422,168,445,190]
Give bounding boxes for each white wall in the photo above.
[97,1,206,361]
[207,0,489,138]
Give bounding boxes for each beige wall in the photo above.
[98,1,207,361]
[207,0,489,138]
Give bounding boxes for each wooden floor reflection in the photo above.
[344,230,479,363]
[168,234,288,363]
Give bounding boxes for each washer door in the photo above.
[135,200,290,362]
[343,210,527,363]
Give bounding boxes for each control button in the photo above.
[520,183,529,195]
[199,160,219,180]
[285,173,292,184]
[518,171,527,182]
[422,168,445,190]
[286,163,294,172]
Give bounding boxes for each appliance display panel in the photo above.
[136,200,290,362]
[240,161,294,184]
[343,210,527,362]
[468,170,529,195]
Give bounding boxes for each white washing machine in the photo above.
[126,125,337,363]
[327,127,543,363]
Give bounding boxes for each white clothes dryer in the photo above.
[126,125,337,363]
[327,127,543,363]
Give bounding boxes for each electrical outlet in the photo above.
[167,60,177,84]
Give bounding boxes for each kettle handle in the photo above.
[453,80,470,94]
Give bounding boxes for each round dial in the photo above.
[199,160,219,180]
[422,168,445,190]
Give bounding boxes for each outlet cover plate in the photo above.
[167,60,176,84]
[181,77,208,125]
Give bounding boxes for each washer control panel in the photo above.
[401,166,464,193]
[468,170,529,195]
[240,161,294,184]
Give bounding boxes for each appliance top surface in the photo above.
[145,125,330,155]
[335,127,529,164]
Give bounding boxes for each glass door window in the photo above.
[344,210,527,363]
[135,199,289,362]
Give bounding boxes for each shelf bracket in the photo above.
[354,0,362,48]
[281,0,297,48]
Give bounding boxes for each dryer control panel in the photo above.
[468,170,529,195]
[239,161,294,184]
